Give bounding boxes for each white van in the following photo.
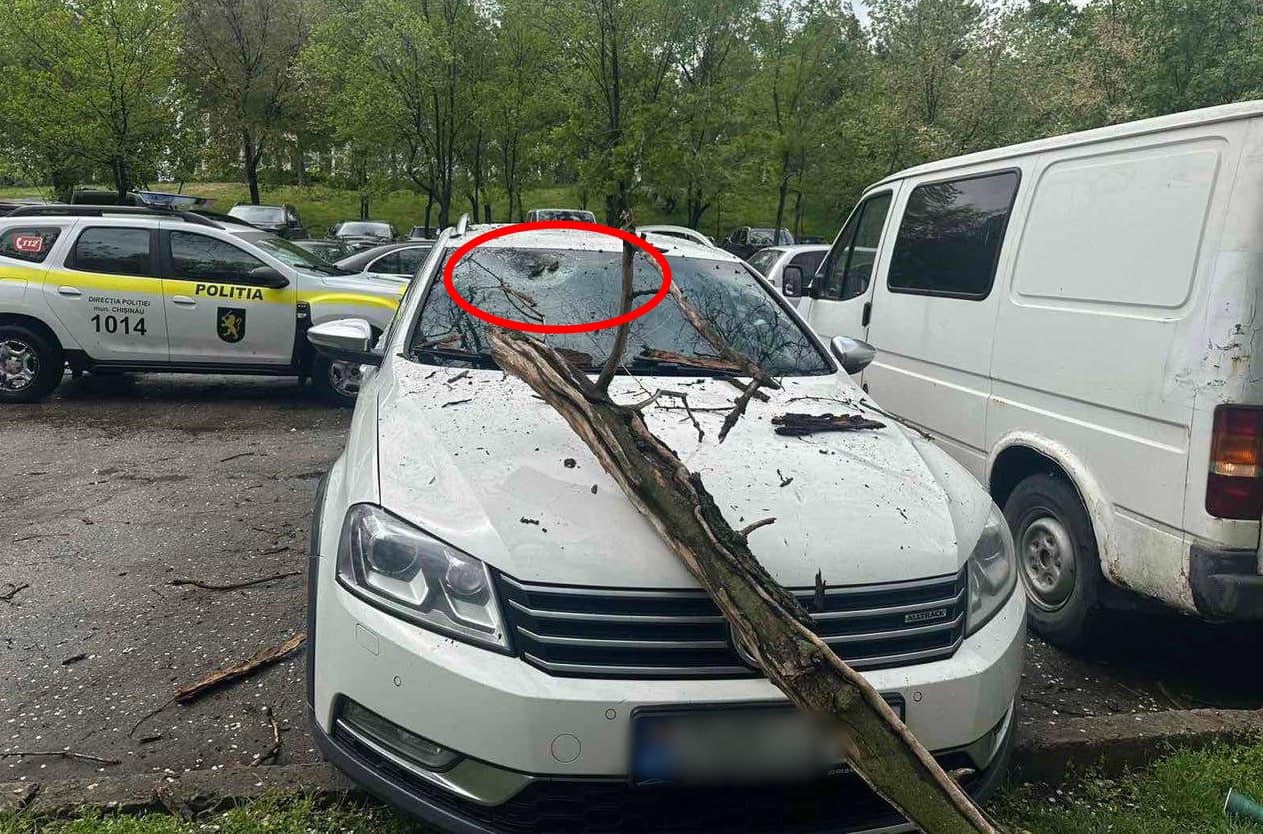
[788,100,1263,648]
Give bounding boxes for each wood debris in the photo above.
[168,570,301,592]
[174,633,306,705]
[772,412,886,436]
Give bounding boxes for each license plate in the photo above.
[631,696,905,786]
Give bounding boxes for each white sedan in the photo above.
[747,244,830,300]
[636,224,715,247]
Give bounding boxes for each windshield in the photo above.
[338,222,392,237]
[749,228,793,247]
[534,210,596,223]
[747,249,782,275]
[238,232,349,276]
[409,246,831,377]
[229,205,285,224]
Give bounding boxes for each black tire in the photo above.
[0,324,63,403]
[310,355,361,408]
[1003,472,1104,650]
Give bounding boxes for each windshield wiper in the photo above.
[622,351,743,377]
[409,345,498,369]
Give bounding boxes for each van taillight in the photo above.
[1207,406,1263,519]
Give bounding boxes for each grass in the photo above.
[6,743,1263,833]
[0,181,842,241]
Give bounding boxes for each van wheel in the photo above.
[0,325,62,403]
[311,356,361,407]
[1004,473,1104,650]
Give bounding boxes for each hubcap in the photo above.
[1019,515,1076,611]
[0,339,38,391]
[328,361,362,399]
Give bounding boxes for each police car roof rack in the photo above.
[5,204,220,228]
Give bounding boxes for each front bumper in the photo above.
[1189,545,1263,620]
[311,699,1015,834]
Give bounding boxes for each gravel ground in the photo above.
[2,372,1262,786]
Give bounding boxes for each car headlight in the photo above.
[965,503,1017,636]
[336,504,509,651]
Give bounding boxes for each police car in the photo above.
[0,206,409,405]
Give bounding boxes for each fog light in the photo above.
[341,700,461,772]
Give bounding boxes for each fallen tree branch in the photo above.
[0,582,29,602]
[718,377,765,443]
[1,749,120,765]
[175,633,305,705]
[487,327,998,834]
[168,571,301,592]
[772,412,886,436]
[737,517,776,539]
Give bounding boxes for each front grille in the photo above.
[496,569,966,679]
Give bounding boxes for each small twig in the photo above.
[723,376,770,402]
[814,570,827,611]
[447,369,470,384]
[249,705,282,767]
[441,398,473,408]
[670,391,705,441]
[219,452,258,463]
[777,469,794,488]
[1,582,30,602]
[168,571,301,592]
[1,749,120,765]
[128,697,176,737]
[12,533,68,543]
[737,517,776,539]
[719,378,764,443]
[175,633,306,705]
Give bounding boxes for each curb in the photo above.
[4,708,1262,819]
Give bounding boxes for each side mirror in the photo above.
[781,265,803,298]
[247,266,289,289]
[830,336,876,375]
[308,318,382,367]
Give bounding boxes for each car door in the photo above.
[160,228,297,365]
[366,246,430,278]
[800,190,896,342]
[44,223,170,363]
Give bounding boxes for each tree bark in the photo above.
[484,328,1001,834]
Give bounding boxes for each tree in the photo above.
[0,0,184,198]
[180,0,312,204]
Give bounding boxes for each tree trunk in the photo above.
[484,328,1002,834]
[773,151,790,242]
[243,132,261,205]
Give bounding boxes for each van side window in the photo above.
[822,192,892,300]
[888,171,1019,299]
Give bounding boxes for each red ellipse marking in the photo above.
[442,220,673,334]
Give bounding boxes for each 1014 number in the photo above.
[90,314,146,336]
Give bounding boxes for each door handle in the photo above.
[861,301,872,327]
[57,286,82,297]
[171,295,196,306]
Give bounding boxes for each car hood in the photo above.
[375,362,981,589]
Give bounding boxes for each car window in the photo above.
[169,231,265,284]
[888,171,1019,299]
[747,249,781,276]
[396,246,430,275]
[69,227,153,276]
[822,193,893,301]
[412,247,832,377]
[0,226,60,264]
[789,250,826,277]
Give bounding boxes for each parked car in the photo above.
[330,220,397,252]
[0,204,403,406]
[304,219,1023,834]
[747,244,830,301]
[795,99,1263,648]
[722,226,794,260]
[636,224,715,247]
[408,225,434,240]
[227,203,307,239]
[291,239,354,263]
[334,241,434,279]
[526,208,597,223]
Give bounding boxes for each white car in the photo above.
[747,244,830,299]
[304,222,1024,833]
[636,224,715,248]
[0,205,405,405]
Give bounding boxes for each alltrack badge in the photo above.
[905,607,948,625]
[217,307,246,343]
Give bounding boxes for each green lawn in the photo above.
[0,181,843,241]
[6,743,1263,834]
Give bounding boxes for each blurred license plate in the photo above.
[632,697,904,786]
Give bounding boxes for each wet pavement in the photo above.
[2,372,1262,785]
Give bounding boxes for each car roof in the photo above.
[767,244,829,255]
[335,240,432,270]
[449,224,742,262]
